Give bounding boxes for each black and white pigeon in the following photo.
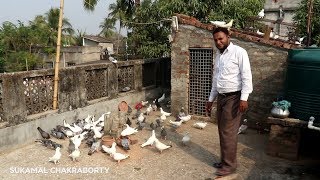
[160,126,167,140]
[126,117,132,127]
[37,127,50,139]
[88,138,101,155]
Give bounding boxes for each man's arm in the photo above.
[206,62,219,113]
[239,49,253,112]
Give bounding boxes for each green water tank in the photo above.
[285,48,320,121]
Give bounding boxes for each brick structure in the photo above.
[170,14,299,128]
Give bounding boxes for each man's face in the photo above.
[213,32,230,50]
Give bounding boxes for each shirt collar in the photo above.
[217,42,234,55]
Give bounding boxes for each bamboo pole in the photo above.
[53,0,64,110]
[306,0,313,47]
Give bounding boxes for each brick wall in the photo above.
[171,24,288,128]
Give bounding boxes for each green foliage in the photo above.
[293,0,320,46]
[5,51,43,72]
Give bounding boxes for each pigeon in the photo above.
[238,119,248,134]
[37,127,50,139]
[154,98,161,108]
[155,119,161,128]
[120,137,130,150]
[209,21,226,26]
[153,138,172,153]
[179,107,186,117]
[141,130,156,147]
[160,114,166,122]
[160,126,167,140]
[126,117,132,127]
[84,114,93,124]
[63,120,82,134]
[256,30,264,36]
[169,119,183,128]
[132,109,141,119]
[145,104,152,115]
[150,122,157,130]
[68,139,76,153]
[214,19,233,29]
[138,113,146,123]
[182,132,191,146]
[136,121,145,131]
[56,125,66,133]
[295,36,306,45]
[109,56,117,63]
[92,126,103,139]
[127,105,132,114]
[151,100,158,111]
[121,124,138,136]
[35,139,54,148]
[49,147,61,164]
[69,148,81,161]
[258,9,265,18]
[160,108,171,117]
[52,142,63,149]
[157,93,165,103]
[88,139,101,155]
[110,152,130,164]
[141,100,148,107]
[101,142,117,155]
[193,122,207,129]
[51,129,66,139]
[179,115,192,123]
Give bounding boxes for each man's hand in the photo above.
[205,101,213,114]
[239,100,248,112]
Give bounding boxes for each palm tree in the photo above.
[99,18,116,38]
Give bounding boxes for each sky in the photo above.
[0,0,126,36]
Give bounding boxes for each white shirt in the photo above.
[208,42,253,102]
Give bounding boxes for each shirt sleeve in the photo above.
[208,60,219,102]
[239,49,253,101]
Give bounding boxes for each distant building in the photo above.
[82,35,114,55]
[263,0,302,38]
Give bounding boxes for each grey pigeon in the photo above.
[160,126,167,140]
[155,119,161,128]
[35,139,53,148]
[37,127,50,139]
[56,125,66,133]
[150,122,156,130]
[68,139,75,153]
[127,105,132,114]
[136,121,145,131]
[132,109,141,119]
[121,137,130,150]
[88,139,101,156]
[51,129,66,139]
[52,142,63,149]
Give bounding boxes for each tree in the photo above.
[99,18,116,38]
[293,0,320,46]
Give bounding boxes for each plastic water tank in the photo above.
[285,48,320,121]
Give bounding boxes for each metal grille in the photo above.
[118,65,134,92]
[189,48,213,116]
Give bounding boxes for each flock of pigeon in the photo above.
[36,93,248,165]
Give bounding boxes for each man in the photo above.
[206,27,253,177]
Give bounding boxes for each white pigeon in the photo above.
[92,126,103,139]
[121,124,138,136]
[215,19,233,29]
[141,100,148,107]
[182,132,191,146]
[145,104,152,115]
[94,112,110,126]
[193,122,207,129]
[72,123,83,133]
[141,130,156,148]
[157,93,165,103]
[238,124,248,134]
[138,113,145,123]
[71,135,82,149]
[160,114,166,122]
[160,108,171,117]
[69,148,81,161]
[179,107,186,117]
[152,102,157,111]
[179,115,192,123]
[84,114,93,124]
[169,119,183,128]
[258,9,264,18]
[49,147,61,164]
[63,120,81,134]
[295,36,306,45]
[257,30,264,36]
[110,152,130,163]
[101,142,117,155]
[109,56,117,63]
[153,138,172,153]
[210,21,226,26]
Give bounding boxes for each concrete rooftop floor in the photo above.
[0,108,319,180]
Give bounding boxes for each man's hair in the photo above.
[212,27,230,36]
